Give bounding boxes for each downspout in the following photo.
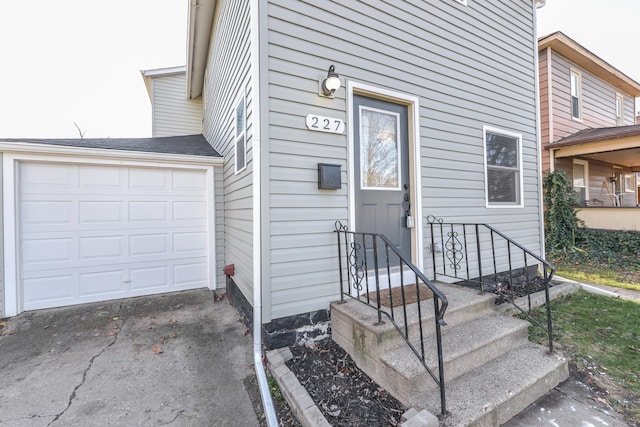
[250,0,278,425]
[533,0,547,258]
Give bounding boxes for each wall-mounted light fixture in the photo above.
[320,65,341,97]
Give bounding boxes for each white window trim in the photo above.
[570,68,583,122]
[616,93,624,126]
[483,125,524,209]
[572,159,589,200]
[234,93,247,174]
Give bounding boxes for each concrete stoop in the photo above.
[330,283,569,426]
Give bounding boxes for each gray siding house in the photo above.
[186,0,548,342]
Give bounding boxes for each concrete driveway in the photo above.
[0,290,259,427]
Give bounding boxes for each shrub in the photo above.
[543,171,582,254]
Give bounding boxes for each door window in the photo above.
[359,107,401,190]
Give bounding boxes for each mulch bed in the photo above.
[286,338,407,426]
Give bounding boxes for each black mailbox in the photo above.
[317,163,341,189]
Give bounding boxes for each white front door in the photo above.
[19,161,212,311]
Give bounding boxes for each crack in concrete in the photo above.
[48,302,126,426]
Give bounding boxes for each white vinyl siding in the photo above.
[202,0,253,302]
[150,72,203,137]
[266,0,542,319]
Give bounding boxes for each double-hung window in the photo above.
[570,69,582,120]
[234,95,246,174]
[616,94,624,126]
[572,159,588,206]
[483,126,523,207]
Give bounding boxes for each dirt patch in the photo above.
[286,338,406,426]
[244,372,301,427]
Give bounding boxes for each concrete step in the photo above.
[376,313,530,405]
[409,342,569,427]
[331,282,495,359]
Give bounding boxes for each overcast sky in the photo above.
[0,1,638,139]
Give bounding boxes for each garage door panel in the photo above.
[130,234,169,256]
[79,236,124,260]
[174,262,208,287]
[24,275,74,308]
[173,201,207,221]
[129,168,169,190]
[79,201,123,223]
[130,266,169,290]
[22,201,73,226]
[174,232,207,253]
[22,238,73,264]
[21,163,74,191]
[79,270,126,297]
[19,162,212,311]
[173,169,207,191]
[129,201,169,222]
[78,165,123,189]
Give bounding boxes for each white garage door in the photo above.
[19,162,212,311]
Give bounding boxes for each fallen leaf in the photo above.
[0,321,8,327]
[112,316,119,321]
[169,332,177,339]
[170,319,177,325]
[107,331,117,337]
[151,346,163,354]
[113,324,119,329]
[8,330,16,335]
[243,328,250,336]
[319,349,329,354]
[159,337,167,344]
[215,293,225,301]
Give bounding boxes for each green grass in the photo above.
[555,268,640,292]
[527,290,640,424]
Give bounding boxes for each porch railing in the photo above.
[334,221,449,417]
[425,215,556,352]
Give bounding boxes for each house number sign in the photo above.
[305,114,345,134]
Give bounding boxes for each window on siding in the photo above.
[483,126,523,207]
[234,96,246,174]
[572,160,588,206]
[570,70,582,120]
[616,94,624,126]
[624,174,635,193]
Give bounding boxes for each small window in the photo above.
[616,94,624,126]
[483,126,523,207]
[234,96,246,174]
[573,160,589,206]
[570,69,582,121]
[624,174,635,193]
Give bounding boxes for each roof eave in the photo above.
[538,32,640,97]
[186,0,217,100]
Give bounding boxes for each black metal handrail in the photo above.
[426,215,556,352]
[334,221,449,416]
